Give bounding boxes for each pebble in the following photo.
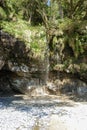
[0,96,87,130]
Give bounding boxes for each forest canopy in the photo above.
[0,0,87,58]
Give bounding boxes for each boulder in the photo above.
[46,78,87,95]
[10,76,41,94]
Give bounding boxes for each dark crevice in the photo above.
[0,68,22,95]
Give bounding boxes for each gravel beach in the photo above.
[0,95,87,130]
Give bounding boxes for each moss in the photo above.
[0,19,46,58]
[80,63,87,72]
[53,64,64,71]
[0,7,7,20]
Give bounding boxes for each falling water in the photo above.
[29,39,50,96]
[44,43,49,84]
[56,52,60,79]
[46,45,49,82]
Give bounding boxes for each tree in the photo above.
[35,0,87,58]
[0,0,87,59]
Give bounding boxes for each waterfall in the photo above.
[56,52,60,79]
[44,42,49,84]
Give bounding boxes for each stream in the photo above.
[0,95,87,130]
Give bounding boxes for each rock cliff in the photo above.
[0,30,87,96]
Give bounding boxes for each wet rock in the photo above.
[77,82,87,96]
[46,78,87,95]
[30,86,49,96]
[10,77,36,94]
[0,60,5,70]
[59,79,87,95]
[46,82,57,94]
[10,76,46,94]
[0,70,13,93]
[8,61,29,76]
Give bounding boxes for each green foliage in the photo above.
[1,19,46,58]
[0,7,7,19]
[47,0,87,58]
[0,0,87,59]
[1,20,29,39]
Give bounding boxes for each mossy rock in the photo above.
[0,20,46,59]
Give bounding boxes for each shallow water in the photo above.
[0,95,87,130]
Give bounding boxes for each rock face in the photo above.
[0,30,47,94]
[0,30,87,96]
[0,70,13,94]
[47,78,87,96]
